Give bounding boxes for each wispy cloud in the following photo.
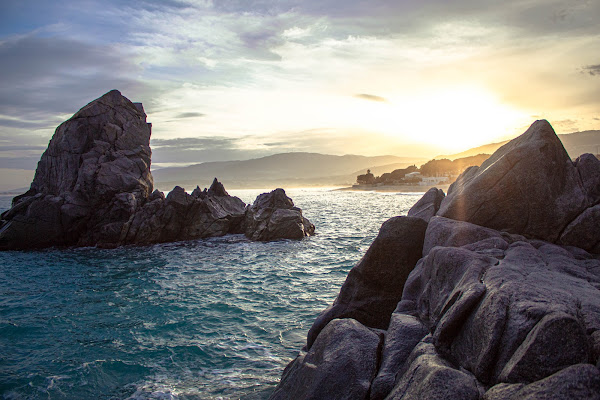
[173,112,206,119]
[354,94,388,103]
[582,64,600,76]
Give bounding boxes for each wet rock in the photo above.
[244,188,314,241]
[306,216,427,349]
[269,319,381,400]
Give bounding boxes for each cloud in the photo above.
[173,112,206,119]
[151,136,237,150]
[0,155,42,170]
[149,136,270,164]
[0,144,46,152]
[354,93,388,103]
[0,34,151,119]
[0,118,54,129]
[582,64,600,76]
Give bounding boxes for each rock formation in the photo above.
[245,188,315,241]
[0,90,314,250]
[270,120,600,400]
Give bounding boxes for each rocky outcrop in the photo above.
[0,91,314,250]
[437,120,593,243]
[245,188,315,241]
[271,120,600,399]
[0,90,153,249]
[306,216,427,349]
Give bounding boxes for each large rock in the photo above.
[402,220,600,385]
[0,90,153,249]
[244,188,314,241]
[437,120,589,243]
[269,319,381,400]
[271,120,600,399]
[306,216,427,349]
[0,91,314,249]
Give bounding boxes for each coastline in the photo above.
[334,183,451,193]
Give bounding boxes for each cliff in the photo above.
[271,120,600,399]
[0,90,314,250]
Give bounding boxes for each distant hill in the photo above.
[436,130,600,160]
[151,152,425,190]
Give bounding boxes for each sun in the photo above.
[347,86,529,153]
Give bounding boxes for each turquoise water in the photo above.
[0,189,421,399]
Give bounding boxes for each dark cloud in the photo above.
[582,64,600,76]
[355,93,388,102]
[173,112,206,119]
[0,35,152,120]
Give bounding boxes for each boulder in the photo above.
[269,319,381,400]
[306,216,427,349]
[437,120,588,243]
[244,188,315,241]
[407,187,445,222]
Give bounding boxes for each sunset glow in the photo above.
[0,0,599,175]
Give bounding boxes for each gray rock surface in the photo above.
[0,90,153,249]
[437,120,589,243]
[407,187,445,222]
[269,319,381,400]
[306,216,427,349]
[0,91,314,249]
[484,364,600,400]
[404,225,600,385]
[244,188,314,241]
[385,340,482,400]
[369,312,428,400]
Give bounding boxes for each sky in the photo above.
[0,0,599,178]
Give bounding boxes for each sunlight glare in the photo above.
[348,87,529,153]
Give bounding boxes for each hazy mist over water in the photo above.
[0,189,421,399]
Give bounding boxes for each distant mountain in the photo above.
[151,152,424,190]
[435,130,600,160]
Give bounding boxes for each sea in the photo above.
[0,189,422,400]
